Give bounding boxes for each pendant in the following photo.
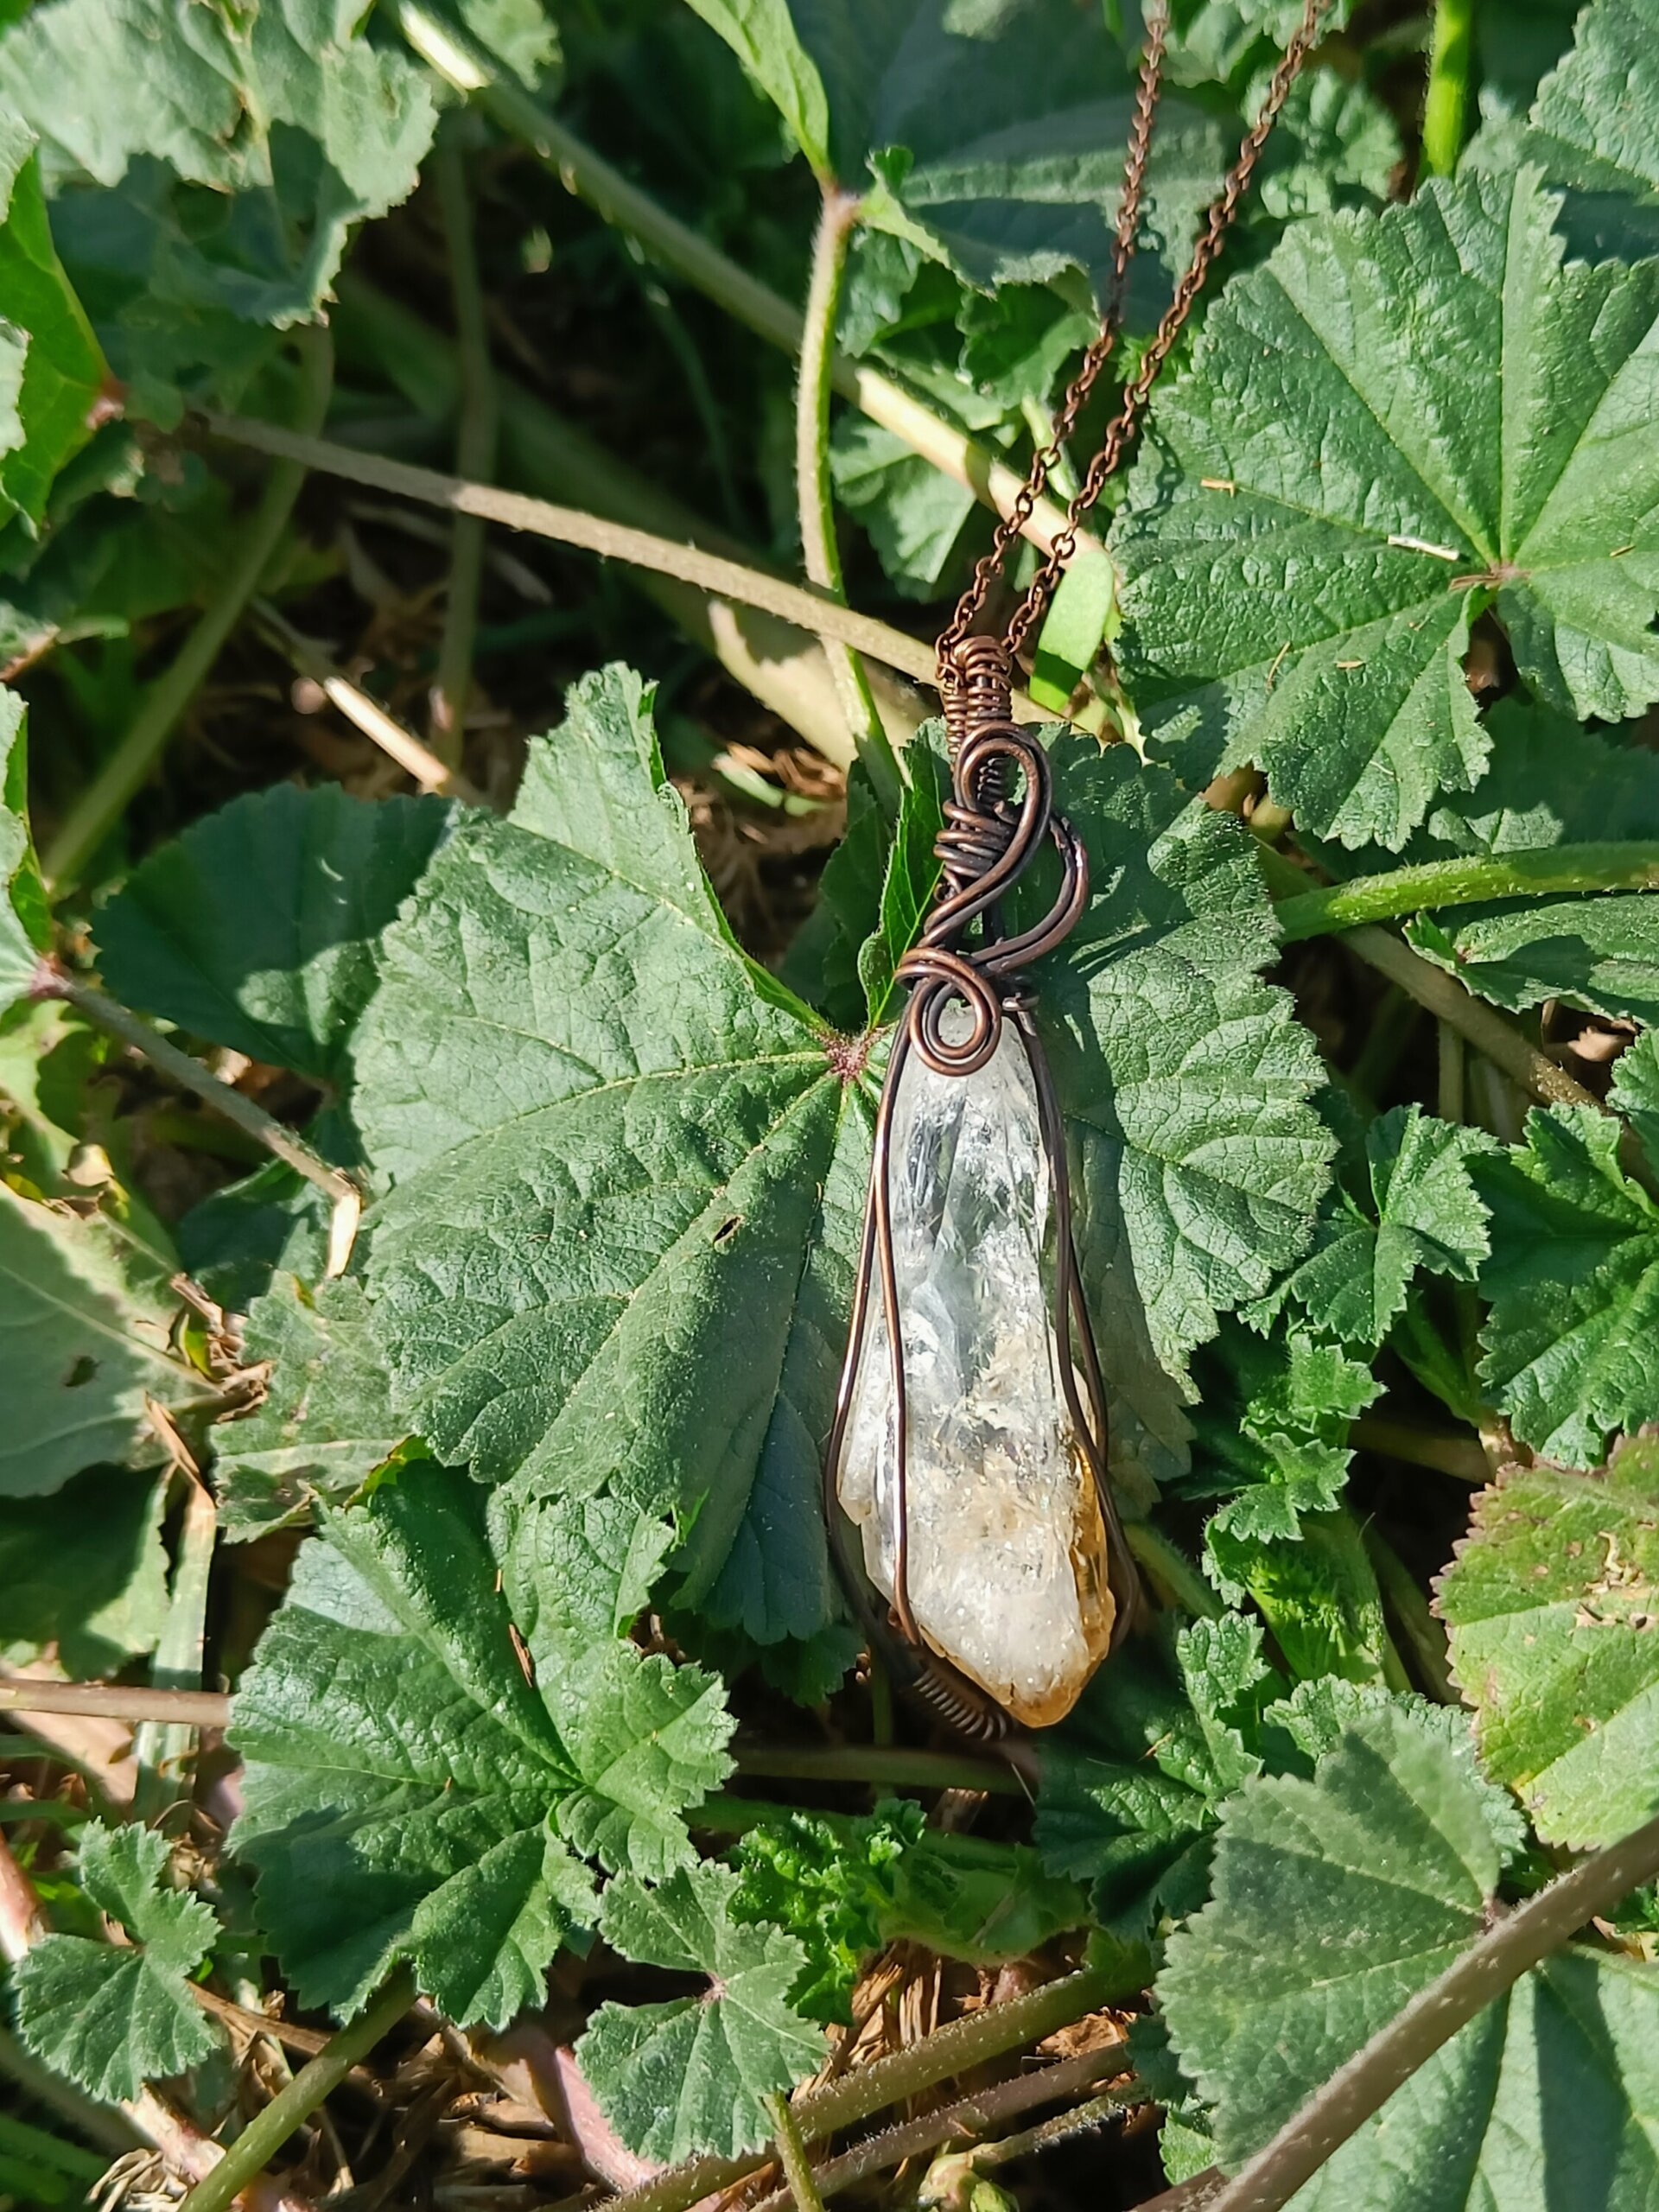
[823,648,1135,1735]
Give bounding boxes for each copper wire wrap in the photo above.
[822,641,1135,1740]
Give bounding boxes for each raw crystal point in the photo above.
[838,1009,1115,1726]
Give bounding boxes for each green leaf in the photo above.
[1112,168,1659,847]
[1159,1703,1507,2171]
[99,786,451,1084]
[1029,547,1117,715]
[857,734,946,1024]
[1407,893,1659,1027]
[0,690,48,1009]
[830,416,979,600]
[0,1464,168,1675]
[1408,697,1659,860]
[688,0,1214,290]
[12,1821,223,2101]
[1188,1320,1380,1542]
[1439,1433,1659,1848]
[1611,1027,1659,1158]
[1034,1614,1276,1937]
[1497,0,1659,206]
[1036,741,1334,1385]
[0,0,437,413]
[733,1800,925,2022]
[352,663,853,1667]
[577,1861,824,2162]
[1206,1504,1393,1687]
[1280,1107,1495,1351]
[1158,1702,1659,2210]
[212,1274,403,1540]
[0,1184,191,1497]
[0,116,107,536]
[1475,1104,1659,1464]
[177,1153,334,1313]
[231,1462,732,2022]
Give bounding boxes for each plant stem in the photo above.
[42,329,334,891]
[1438,1020,1465,1122]
[764,2093,828,2212]
[1126,1521,1222,1619]
[731,1745,1022,1796]
[749,2046,1136,2212]
[795,189,895,799]
[0,1677,231,1726]
[607,1964,1122,2212]
[1421,0,1477,176]
[1338,925,1599,1113]
[133,1475,219,1823]
[206,414,940,686]
[176,1970,416,2212]
[1202,1808,1659,2212]
[429,124,499,767]
[252,601,486,804]
[32,969,362,1271]
[1362,1524,1456,1703]
[386,0,1085,563]
[1351,1415,1487,1484]
[1274,842,1659,941]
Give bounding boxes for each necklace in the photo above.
[823,0,1329,1738]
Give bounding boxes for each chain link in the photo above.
[937,0,1330,690]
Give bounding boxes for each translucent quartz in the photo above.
[837,1015,1115,1727]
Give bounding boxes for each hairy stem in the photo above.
[1274,843,1659,941]
[0,1677,232,1726]
[732,1744,1022,1796]
[176,1970,415,2212]
[386,0,1084,563]
[1362,1524,1456,1704]
[796,190,894,797]
[429,124,499,766]
[1127,1521,1222,1619]
[1338,925,1599,1113]
[764,2093,828,2212]
[1421,0,1477,176]
[749,2045,1135,2212]
[42,329,334,890]
[133,1476,219,1823]
[206,415,940,685]
[1203,1808,1659,2212]
[32,970,362,1269]
[607,1965,1122,2212]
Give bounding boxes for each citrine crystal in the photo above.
[836,1015,1115,1727]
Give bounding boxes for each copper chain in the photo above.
[937,0,1330,687]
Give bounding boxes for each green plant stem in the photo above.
[0,2107,110,2186]
[0,1677,231,1727]
[1351,1415,1487,1484]
[385,0,1085,564]
[748,2046,1136,2212]
[1362,1525,1456,1704]
[1274,843,1659,941]
[32,970,362,1268]
[133,1475,219,1823]
[429,124,499,767]
[42,329,334,890]
[764,2092,828,2212]
[606,1965,1121,2212]
[795,188,894,800]
[176,1970,416,2212]
[731,1745,1022,1796]
[1439,1019,1465,1122]
[1421,0,1477,176]
[0,2025,142,2161]
[1338,925,1600,1114]
[1201,1807,1659,2212]
[1126,1521,1222,1619]
[206,413,940,687]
